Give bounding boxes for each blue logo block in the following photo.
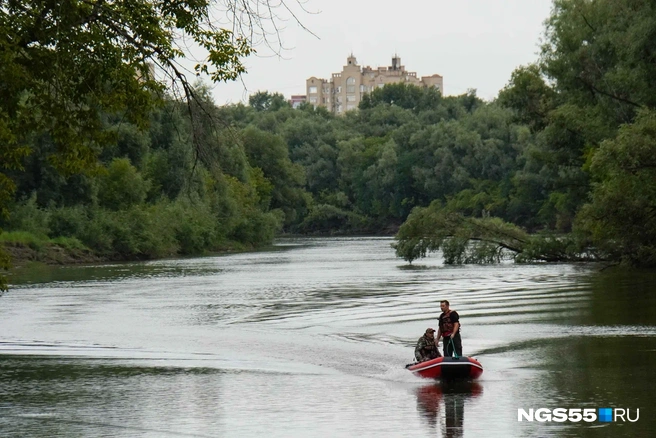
[598,408,613,422]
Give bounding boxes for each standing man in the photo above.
[436,300,462,357]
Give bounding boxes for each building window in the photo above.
[346,103,356,110]
[309,96,317,103]
[346,77,355,93]
[309,86,317,94]
[377,84,384,89]
[346,95,356,102]
[360,84,367,92]
[336,86,342,93]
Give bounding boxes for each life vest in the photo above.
[439,310,458,336]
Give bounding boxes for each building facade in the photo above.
[306,55,443,114]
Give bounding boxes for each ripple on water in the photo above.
[2,238,655,437]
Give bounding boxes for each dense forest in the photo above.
[395,0,656,266]
[2,0,656,291]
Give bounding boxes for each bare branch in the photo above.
[579,12,596,33]
[576,76,642,108]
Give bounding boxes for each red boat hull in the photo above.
[406,356,483,380]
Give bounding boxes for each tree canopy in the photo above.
[0,0,306,290]
[4,0,656,292]
[1,0,253,182]
[397,0,656,267]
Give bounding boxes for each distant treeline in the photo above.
[3,0,656,270]
[1,84,533,259]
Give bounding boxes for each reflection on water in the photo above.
[416,381,483,437]
[6,259,227,286]
[1,237,655,437]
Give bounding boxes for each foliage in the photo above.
[575,109,656,266]
[0,230,48,251]
[394,200,593,264]
[470,0,656,266]
[296,204,369,234]
[1,0,253,203]
[97,158,150,211]
[249,91,290,112]
[0,0,311,289]
[4,193,50,237]
[359,82,442,112]
[0,90,293,282]
[541,0,656,129]
[5,0,656,284]
[393,201,528,263]
[497,64,556,133]
[240,127,309,225]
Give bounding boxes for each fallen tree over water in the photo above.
[393,201,600,264]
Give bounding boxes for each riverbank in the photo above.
[3,241,105,268]
[2,227,399,271]
[3,241,263,270]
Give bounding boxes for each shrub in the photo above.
[4,193,50,237]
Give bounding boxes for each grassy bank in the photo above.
[1,231,257,269]
[1,231,103,267]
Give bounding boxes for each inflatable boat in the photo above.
[406,356,483,380]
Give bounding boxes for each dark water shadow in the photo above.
[415,380,483,438]
[397,264,441,271]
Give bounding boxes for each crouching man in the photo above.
[414,328,441,363]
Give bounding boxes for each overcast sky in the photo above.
[206,0,554,105]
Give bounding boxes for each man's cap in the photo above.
[426,328,436,333]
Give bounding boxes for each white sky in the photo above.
[206,0,554,105]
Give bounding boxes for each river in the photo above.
[1,237,654,437]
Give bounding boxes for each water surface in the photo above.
[1,237,654,437]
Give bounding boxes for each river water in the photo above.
[1,237,655,437]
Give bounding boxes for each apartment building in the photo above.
[306,54,443,114]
